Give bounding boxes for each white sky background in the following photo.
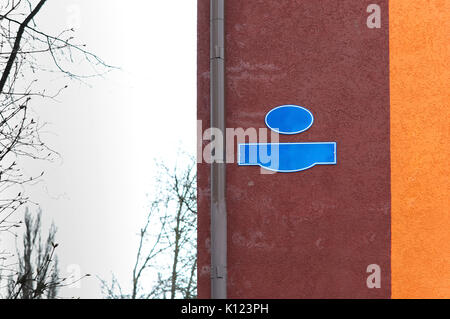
[5,0,198,298]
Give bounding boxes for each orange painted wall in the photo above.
[390,0,450,298]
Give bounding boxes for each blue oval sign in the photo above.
[265,105,314,134]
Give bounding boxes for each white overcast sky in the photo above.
[6,0,198,298]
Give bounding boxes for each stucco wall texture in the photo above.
[390,0,450,299]
[198,0,449,298]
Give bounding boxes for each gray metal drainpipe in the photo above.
[210,0,227,299]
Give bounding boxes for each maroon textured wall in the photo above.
[198,0,390,298]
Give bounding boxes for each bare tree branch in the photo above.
[0,0,112,297]
[100,155,197,299]
[0,0,47,94]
